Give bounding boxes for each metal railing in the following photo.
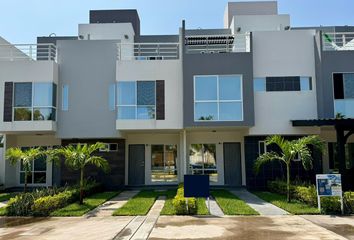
[185,33,251,54]
[323,32,354,51]
[117,43,179,60]
[0,44,57,61]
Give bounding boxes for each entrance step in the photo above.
[231,189,288,216]
[85,190,140,218]
[114,196,166,240]
[206,196,224,217]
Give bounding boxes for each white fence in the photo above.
[0,44,57,61]
[117,43,179,60]
[322,32,354,51]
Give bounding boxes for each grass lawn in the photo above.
[253,191,320,215]
[50,191,119,217]
[211,190,259,215]
[196,198,209,215]
[0,193,17,202]
[113,190,165,216]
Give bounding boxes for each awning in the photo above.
[292,118,354,129]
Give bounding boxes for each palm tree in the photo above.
[50,142,109,204]
[5,147,44,192]
[254,135,324,202]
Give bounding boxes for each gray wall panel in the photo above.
[183,52,254,127]
[56,40,118,138]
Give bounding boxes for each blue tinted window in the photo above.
[137,81,155,105]
[254,78,266,92]
[14,83,32,107]
[33,83,53,107]
[300,77,312,91]
[219,75,241,100]
[195,76,217,101]
[117,82,136,105]
[344,74,354,98]
[195,102,218,121]
[62,85,69,111]
[109,83,116,111]
[219,102,242,121]
[118,106,136,119]
[137,106,155,119]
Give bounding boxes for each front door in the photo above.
[128,144,145,186]
[223,142,242,187]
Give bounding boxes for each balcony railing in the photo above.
[0,44,56,61]
[323,32,354,51]
[335,99,354,118]
[185,33,251,54]
[117,43,179,60]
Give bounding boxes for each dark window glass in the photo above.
[34,172,46,183]
[14,83,32,107]
[34,157,46,171]
[333,73,344,99]
[266,77,300,91]
[20,172,32,184]
[343,74,354,99]
[109,144,118,151]
[137,81,155,105]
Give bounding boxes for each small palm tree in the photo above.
[254,135,324,202]
[50,142,109,204]
[5,147,44,192]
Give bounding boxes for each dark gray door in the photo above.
[128,144,145,186]
[223,142,242,187]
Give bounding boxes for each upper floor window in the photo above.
[117,81,156,120]
[254,76,312,92]
[194,75,243,121]
[333,73,354,118]
[14,82,57,121]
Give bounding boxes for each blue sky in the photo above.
[1,0,354,43]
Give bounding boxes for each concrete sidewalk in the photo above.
[85,190,139,217]
[231,189,288,215]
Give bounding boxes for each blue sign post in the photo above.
[184,175,210,211]
[316,174,343,214]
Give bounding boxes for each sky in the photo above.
[1,0,354,44]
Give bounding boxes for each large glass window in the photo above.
[19,147,49,185]
[14,82,56,121]
[117,81,156,120]
[333,73,354,118]
[194,75,243,121]
[151,145,178,182]
[189,144,217,182]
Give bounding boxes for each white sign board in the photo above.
[316,174,343,213]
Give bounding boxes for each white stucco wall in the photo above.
[231,15,290,33]
[250,30,319,135]
[0,61,58,133]
[116,60,183,130]
[78,23,135,41]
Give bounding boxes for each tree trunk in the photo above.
[24,170,28,193]
[286,163,291,203]
[79,168,84,205]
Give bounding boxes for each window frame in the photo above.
[13,82,57,121]
[117,81,157,120]
[258,141,267,156]
[193,75,243,122]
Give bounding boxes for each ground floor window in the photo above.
[20,155,47,184]
[151,145,178,182]
[189,144,218,182]
[328,142,354,170]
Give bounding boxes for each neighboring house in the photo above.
[0,1,353,190]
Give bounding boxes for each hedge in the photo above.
[6,181,102,216]
[268,180,354,214]
[172,184,197,215]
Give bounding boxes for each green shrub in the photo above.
[6,181,102,216]
[267,180,354,214]
[172,184,197,215]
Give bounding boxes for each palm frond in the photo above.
[254,151,283,174]
[87,156,110,173]
[5,148,23,166]
[265,135,291,157]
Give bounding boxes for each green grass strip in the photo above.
[113,190,162,216]
[211,190,259,215]
[252,191,320,215]
[50,191,119,217]
[0,193,16,202]
[160,189,178,215]
[196,198,209,215]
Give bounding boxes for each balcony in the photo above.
[185,33,251,54]
[0,44,57,61]
[117,43,179,60]
[335,99,354,118]
[322,32,354,51]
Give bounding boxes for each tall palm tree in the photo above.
[6,147,44,192]
[254,135,324,202]
[50,142,109,204]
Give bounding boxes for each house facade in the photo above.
[1,1,354,189]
